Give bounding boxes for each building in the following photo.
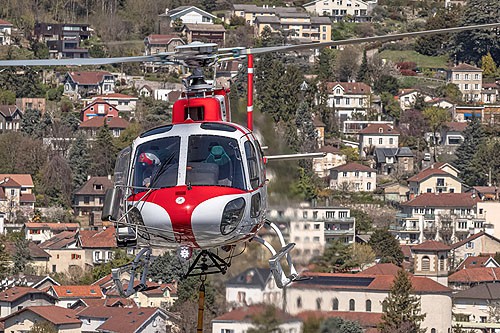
[4,241,51,274]
[160,6,216,27]
[454,105,483,122]
[482,83,499,104]
[25,222,80,243]
[286,271,453,333]
[379,182,409,203]
[231,4,300,26]
[0,306,82,332]
[74,176,113,221]
[411,240,451,286]
[47,285,104,308]
[450,231,500,268]
[448,267,500,290]
[34,22,92,59]
[327,82,371,121]
[457,255,500,270]
[374,147,414,176]
[439,122,467,146]
[407,163,463,197]
[144,34,185,56]
[0,18,12,45]
[39,231,87,274]
[453,283,500,331]
[63,71,115,100]
[447,63,483,102]
[212,304,303,333]
[426,97,455,110]
[0,105,22,132]
[254,14,332,43]
[181,23,226,47]
[16,98,46,114]
[0,274,60,291]
[79,227,116,265]
[84,93,139,114]
[139,85,153,97]
[397,89,433,111]
[79,116,130,138]
[80,99,119,121]
[329,162,376,192]
[358,123,399,159]
[303,0,375,22]
[342,120,394,135]
[0,174,35,232]
[0,287,58,317]
[312,146,346,178]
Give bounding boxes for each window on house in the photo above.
[474,84,479,90]
[342,172,347,177]
[389,138,393,145]
[366,299,372,312]
[422,256,430,271]
[475,74,480,80]
[313,211,318,219]
[379,138,383,145]
[10,189,15,195]
[368,138,372,145]
[314,224,320,229]
[349,299,355,311]
[316,298,322,310]
[345,98,350,105]
[367,182,371,190]
[439,255,445,271]
[313,236,320,242]
[437,178,445,186]
[326,211,335,219]
[84,196,89,204]
[455,74,459,80]
[297,297,302,308]
[332,298,339,310]
[465,74,469,80]
[464,84,469,90]
[355,171,359,177]
[303,211,308,219]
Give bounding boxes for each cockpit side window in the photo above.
[114,146,131,186]
[186,135,245,190]
[244,141,260,190]
[133,137,181,188]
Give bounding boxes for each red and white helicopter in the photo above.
[1,23,499,298]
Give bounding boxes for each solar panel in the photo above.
[297,275,374,287]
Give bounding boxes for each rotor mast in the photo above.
[247,53,254,131]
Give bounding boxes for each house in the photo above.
[397,89,433,111]
[286,271,452,333]
[312,145,346,178]
[24,222,79,243]
[448,267,500,290]
[144,34,185,55]
[358,123,399,158]
[343,120,394,135]
[63,71,115,100]
[374,147,414,175]
[39,231,87,274]
[472,186,499,201]
[313,118,326,148]
[232,4,300,26]
[447,63,483,102]
[254,14,332,43]
[84,93,139,114]
[303,0,376,22]
[34,23,91,59]
[4,241,51,274]
[0,275,60,291]
[379,182,409,203]
[456,255,500,270]
[79,227,116,265]
[450,231,500,268]
[483,105,500,126]
[80,99,119,121]
[16,97,46,114]
[411,240,451,286]
[426,97,455,109]
[226,267,282,308]
[407,162,462,197]
[454,105,483,122]
[79,116,130,138]
[69,297,137,310]
[74,176,113,220]
[213,304,303,333]
[0,18,13,45]
[130,283,178,308]
[160,6,216,27]
[0,105,22,132]
[329,162,376,192]
[453,283,500,331]
[482,82,499,104]
[0,175,35,232]
[139,85,153,97]
[0,287,58,317]
[327,82,371,121]
[47,285,104,308]
[0,306,82,332]
[181,23,226,46]
[439,122,467,146]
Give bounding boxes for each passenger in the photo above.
[138,152,160,187]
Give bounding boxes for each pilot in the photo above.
[139,152,160,187]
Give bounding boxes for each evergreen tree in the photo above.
[175,276,216,312]
[482,53,497,78]
[63,112,80,132]
[319,317,363,333]
[248,305,282,333]
[201,0,217,12]
[415,9,458,56]
[357,48,370,83]
[20,108,42,137]
[68,131,91,189]
[0,237,10,279]
[282,65,304,124]
[379,269,426,333]
[317,48,337,81]
[257,59,285,123]
[454,116,486,186]
[374,75,399,95]
[90,124,118,177]
[412,93,427,111]
[368,229,404,265]
[296,100,317,153]
[11,235,31,275]
[39,112,53,136]
[147,251,185,283]
[313,238,356,272]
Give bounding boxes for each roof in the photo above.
[411,240,451,251]
[0,174,34,186]
[25,222,79,231]
[182,23,226,32]
[310,16,332,24]
[454,282,500,300]
[20,192,35,202]
[318,145,342,154]
[401,193,480,208]
[473,186,498,194]
[375,147,413,163]
[1,306,81,325]
[4,241,50,259]
[358,263,401,276]
[66,71,113,85]
[226,267,271,289]
[0,177,20,187]
[50,285,104,298]
[255,16,280,24]
[0,287,57,303]
[358,123,400,135]
[296,311,382,328]
[167,90,182,103]
[79,306,163,333]
[105,281,160,297]
[39,231,78,250]
[79,116,130,129]
[330,162,375,172]
[398,88,421,96]
[82,99,118,113]
[92,93,138,100]
[448,267,500,283]
[313,118,326,127]
[168,5,216,18]
[407,164,456,182]
[75,176,113,196]
[292,272,451,293]
[444,122,467,132]
[71,298,137,311]
[457,256,497,270]
[145,34,182,44]
[233,4,298,14]
[141,84,152,92]
[79,227,116,248]
[451,231,500,249]
[0,19,13,26]
[450,63,483,71]
[213,304,301,323]
[400,245,413,258]
[0,105,21,118]
[327,82,371,95]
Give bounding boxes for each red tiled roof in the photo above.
[67,71,113,85]
[79,116,130,129]
[331,162,375,172]
[412,240,451,251]
[444,122,467,132]
[0,174,34,186]
[0,177,21,187]
[105,280,159,297]
[401,193,480,207]
[73,298,137,312]
[473,186,498,194]
[0,287,57,303]
[77,306,162,333]
[358,123,400,135]
[92,93,138,99]
[358,263,401,276]
[75,176,113,195]
[398,88,421,96]
[0,19,13,26]
[457,256,493,270]
[296,311,382,328]
[1,306,81,325]
[25,222,79,231]
[146,34,182,44]
[326,82,371,95]
[449,267,500,283]
[39,231,78,250]
[451,63,482,71]
[20,193,35,202]
[79,227,116,248]
[318,145,342,154]
[450,231,497,250]
[141,84,152,92]
[50,285,104,298]
[0,105,20,118]
[213,304,301,323]
[400,245,412,258]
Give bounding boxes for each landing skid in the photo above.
[111,248,152,297]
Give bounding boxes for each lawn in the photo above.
[378,50,450,69]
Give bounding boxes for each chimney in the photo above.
[87,175,91,180]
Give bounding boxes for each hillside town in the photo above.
[1,0,500,332]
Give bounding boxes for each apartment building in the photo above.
[408,162,463,198]
[446,63,483,103]
[329,162,376,192]
[232,4,298,26]
[312,145,346,178]
[34,23,92,59]
[453,283,500,331]
[303,0,377,22]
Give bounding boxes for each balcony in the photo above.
[389,225,420,232]
[324,228,354,235]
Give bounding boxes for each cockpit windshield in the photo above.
[186,135,245,190]
[133,137,181,188]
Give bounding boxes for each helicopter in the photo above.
[1,22,500,299]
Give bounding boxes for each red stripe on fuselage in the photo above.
[129,186,246,248]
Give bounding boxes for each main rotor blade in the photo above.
[243,22,500,55]
[0,54,173,67]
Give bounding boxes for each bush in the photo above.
[396,62,417,71]
[400,69,417,76]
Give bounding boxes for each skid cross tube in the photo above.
[111,248,151,297]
